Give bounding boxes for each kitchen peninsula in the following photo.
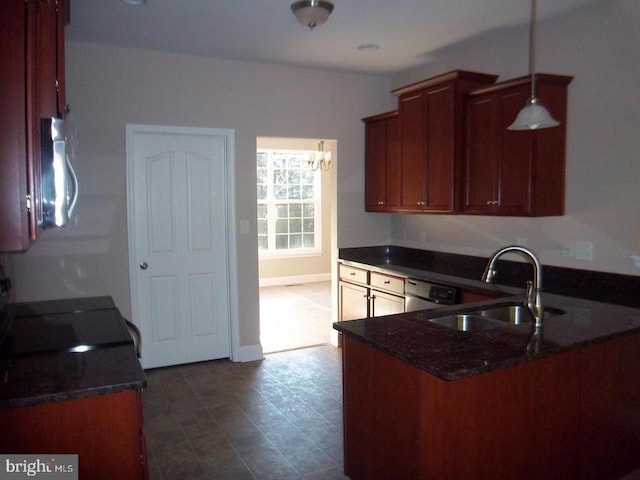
[335,246,640,480]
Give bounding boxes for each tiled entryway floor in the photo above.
[143,345,349,480]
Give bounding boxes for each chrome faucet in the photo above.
[482,246,544,327]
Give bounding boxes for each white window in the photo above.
[257,149,321,257]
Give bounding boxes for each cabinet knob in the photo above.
[139,261,148,270]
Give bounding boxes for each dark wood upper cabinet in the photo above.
[392,71,499,213]
[464,74,573,216]
[363,111,401,212]
[0,0,67,252]
[363,70,572,217]
[1,1,31,252]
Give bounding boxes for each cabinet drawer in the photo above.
[370,272,404,295]
[339,264,368,284]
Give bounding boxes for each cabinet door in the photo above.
[496,88,534,214]
[424,85,456,212]
[339,281,369,321]
[399,93,426,210]
[365,115,400,211]
[385,116,401,209]
[465,95,499,213]
[56,0,67,117]
[370,290,404,317]
[0,0,31,251]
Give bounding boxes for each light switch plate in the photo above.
[574,241,593,261]
[562,241,574,257]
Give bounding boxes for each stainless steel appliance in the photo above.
[405,278,459,312]
[40,117,78,228]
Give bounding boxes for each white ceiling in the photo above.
[66,0,601,75]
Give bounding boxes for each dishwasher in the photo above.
[404,278,459,312]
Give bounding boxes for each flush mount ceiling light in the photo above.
[508,0,560,130]
[358,43,380,52]
[291,1,335,30]
[121,0,146,5]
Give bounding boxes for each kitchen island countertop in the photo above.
[334,257,640,381]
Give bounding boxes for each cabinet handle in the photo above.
[350,272,356,276]
[486,200,499,205]
[384,280,390,284]
[377,201,385,205]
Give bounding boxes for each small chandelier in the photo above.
[291,1,335,30]
[508,0,560,130]
[308,140,332,171]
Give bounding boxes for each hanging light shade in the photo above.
[291,1,335,30]
[508,0,560,130]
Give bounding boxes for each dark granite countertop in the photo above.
[335,248,640,381]
[0,296,146,410]
[0,345,146,409]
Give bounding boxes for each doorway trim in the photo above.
[125,124,244,363]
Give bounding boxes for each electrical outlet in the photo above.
[574,241,593,261]
[562,241,574,257]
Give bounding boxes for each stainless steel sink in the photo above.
[428,303,565,331]
[429,314,509,331]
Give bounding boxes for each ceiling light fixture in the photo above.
[291,1,335,30]
[358,44,380,52]
[120,0,146,5]
[307,141,332,171]
[508,0,559,130]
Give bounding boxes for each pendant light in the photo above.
[508,0,560,130]
[291,1,335,30]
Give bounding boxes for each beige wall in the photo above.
[7,0,637,356]
[8,42,394,350]
[389,0,640,276]
[256,137,334,285]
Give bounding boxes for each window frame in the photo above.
[257,148,323,259]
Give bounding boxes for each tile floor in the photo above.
[259,282,333,354]
[142,345,349,480]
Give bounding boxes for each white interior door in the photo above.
[127,125,232,369]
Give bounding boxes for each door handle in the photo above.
[139,261,148,270]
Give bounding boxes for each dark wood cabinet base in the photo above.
[342,333,640,480]
[0,390,149,480]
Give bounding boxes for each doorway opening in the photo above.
[256,137,337,354]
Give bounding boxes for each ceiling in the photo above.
[66,0,601,75]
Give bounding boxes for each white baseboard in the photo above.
[259,273,331,287]
[232,343,264,362]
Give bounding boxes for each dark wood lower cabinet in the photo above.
[0,390,149,480]
[342,333,640,480]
